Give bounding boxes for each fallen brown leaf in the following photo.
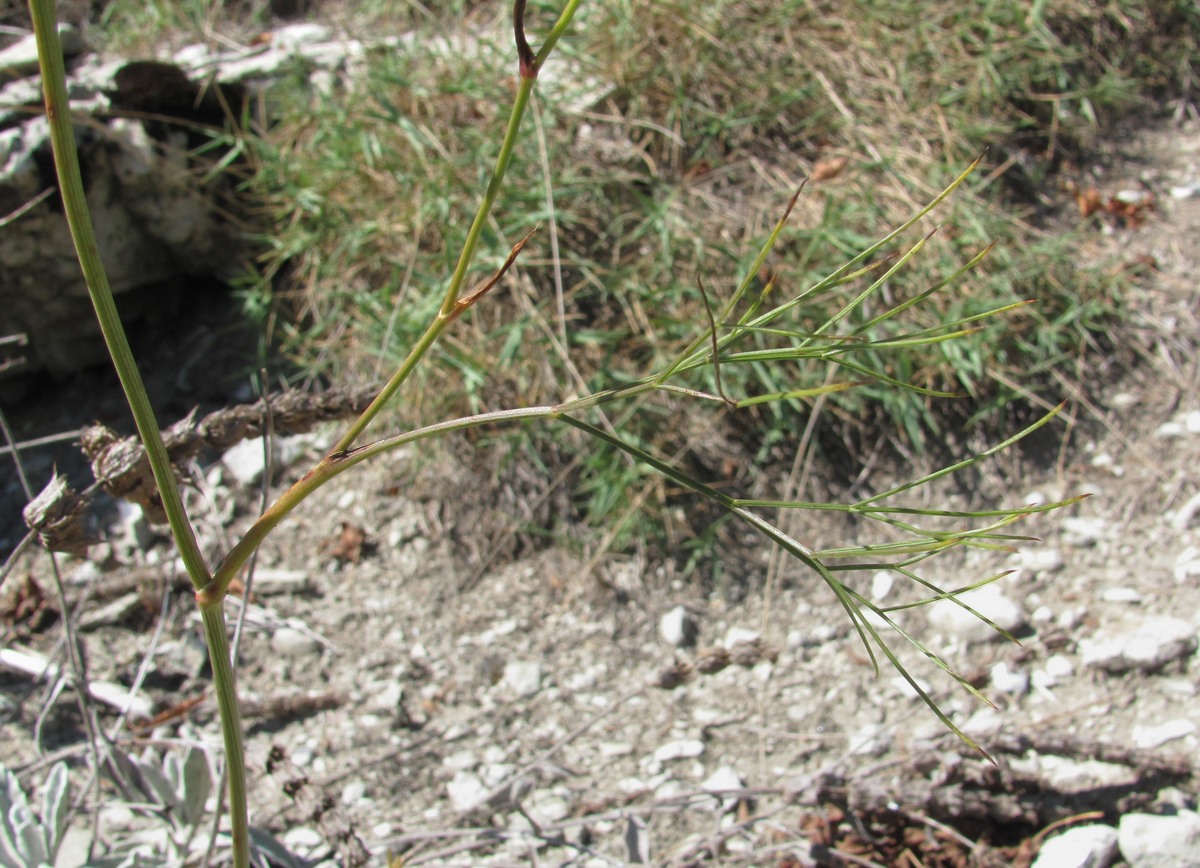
[810,155,849,182]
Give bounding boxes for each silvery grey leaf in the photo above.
[14,815,49,866]
[88,854,168,867]
[179,748,211,827]
[40,763,69,860]
[624,815,650,864]
[0,815,26,868]
[2,765,31,827]
[104,746,148,804]
[131,757,177,812]
[249,825,307,868]
[162,753,183,796]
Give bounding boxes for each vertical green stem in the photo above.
[201,607,248,861]
[27,0,210,591]
[26,2,248,864]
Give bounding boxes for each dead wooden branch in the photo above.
[23,386,378,554]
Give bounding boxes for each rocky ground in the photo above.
[2,40,1200,868]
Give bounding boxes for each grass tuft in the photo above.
[235,0,1194,555]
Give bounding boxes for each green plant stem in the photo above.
[26,0,209,592]
[332,0,584,455]
[26,3,248,863]
[327,73,533,455]
[200,606,247,861]
[203,406,559,604]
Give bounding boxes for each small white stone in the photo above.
[1160,678,1198,697]
[1187,411,1200,433]
[1045,655,1075,679]
[1039,757,1137,794]
[654,779,686,800]
[1059,607,1086,630]
[367,681,404,713]
[1119,810,1200,867]
[1031,824,1117,868]
[1031,605,1056,624]
[1109,392,1139,410]
[927,585,1024,645]
[270,627,322,658]
[990,662,1029,695]
[723,626,760,647]
[1062,517,1106,547]
[273,22,334,48]
[653,739,705,763]
[848,724,891,756]
[871,570,897,601]
[291,747,313,767]
[1131,719,1197,749]
[1113,189,1152,206]
[1080,617,1197,673]
[70,558,104,584]
[806,623,840,645]
[526,790,570,824]
[1172,491,1200,532]
[889,675,932,700]
[659,605,698,647]
[475,744,504,763]
[1020,548,1065,574]
[116,502,154,552]
[1174,547,1200,583]
[1024,490,1049,507]
[616,776,647,794]
[962,708,1004,737]
[700,765,743,795]
[251,568,312,594]
[1031,669,1057,696]
[700,766,744,812]
[1101,587,1142,604]
[283,827,324,852]
[480,763,515,786]
[598,742,634,758]
[221,432,321,487]
[501,660,544,698]
[447,771,488,813]
[1170,182,1200,199]
[340,780,366,806]
[222,438,269,487]
[443,750,478,772]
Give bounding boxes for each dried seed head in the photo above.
[695,646,731,675]
[653,659,694,690]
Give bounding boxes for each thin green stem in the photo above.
[27,2,248,861]
[533,0,586,69]
[437,77,536,319]
[204,406,562,604]
[26,0,209,592]
[330,80,536,455]
[333,0,585,454]
[200,607,247,862]
[331,312,451,453]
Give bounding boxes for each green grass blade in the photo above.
[858,404,1069,506]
